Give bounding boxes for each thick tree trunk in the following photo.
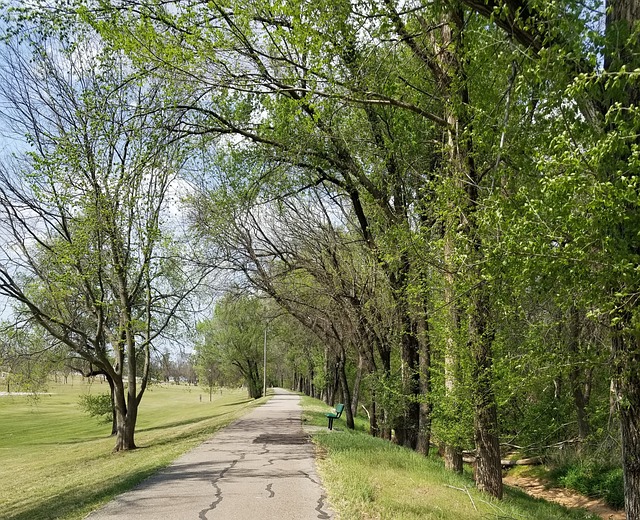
[470,287,502,499]
[457,0,640,509]
[620,401,640,520]
[377,344,393,440]
[612,333,640,520]
[394,329,420,449]
[443,228,463,472]
[309,365,316,398]
[113,379,136,451]
[444,445,463,473]
[605,4,640,515]
[473,388,502,498]
[111,299,139,452]
[244,359,263,399]
[389,258,420,450]
[401,332,420,450]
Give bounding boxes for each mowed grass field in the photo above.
[0,380,263,520]
[301,396,600,520]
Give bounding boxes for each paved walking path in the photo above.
[85,389,335,520]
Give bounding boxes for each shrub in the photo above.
[554,460,624,509]
[78,393,113,424]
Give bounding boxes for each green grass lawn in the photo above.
[0,379,263,520]
[301,396,600,520]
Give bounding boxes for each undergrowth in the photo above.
[301,396,599,520]
[549,460,624,509]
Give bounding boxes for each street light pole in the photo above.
[263,326,267,397]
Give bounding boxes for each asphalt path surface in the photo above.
[85,388,335,520]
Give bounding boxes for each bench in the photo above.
[326,403,345,430]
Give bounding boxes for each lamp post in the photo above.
[263,326,267,398]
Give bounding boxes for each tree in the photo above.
[195,342,221,401]
[197,294,267,399]
[0,324,58,394]
[0,23,202,451]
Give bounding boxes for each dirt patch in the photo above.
[504,475,625,520]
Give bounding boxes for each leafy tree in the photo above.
[0,325,57,395]
[194,341,221,401]
[0,24,203,451]
[197,294,267,399]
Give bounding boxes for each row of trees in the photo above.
[1,0,639,517]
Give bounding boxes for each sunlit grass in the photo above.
[0,379,264,520]
[301,396,599,520]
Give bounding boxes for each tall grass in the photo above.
[301,396,600,520]
[0,380,262,520]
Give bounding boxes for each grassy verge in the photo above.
[0,380,264,520]
[301,396,599,520]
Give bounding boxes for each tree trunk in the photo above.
[337,349,354,429]
[417,311,432,456]
[605,3,640,514]
[111,295,139,452]
[252,360,263,398]
[369,390,379,437]
[444,445,463,473]
[455,0,640,508]
[351,352,364,421]
[379,347,392,440]
[612,332,640,520]
[106,374,117,436]
[389,257,420,450]
[470,285,502,499]
[567,307,591,441]
[113,378,136,451]
[400,330,420,450]
[443,227,463,472]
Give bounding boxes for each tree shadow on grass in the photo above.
[34,433,112,446]
[7,467,160,520]
[220,397,254,406]
[137,415,221,433]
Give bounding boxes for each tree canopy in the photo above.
[2,0,640,516]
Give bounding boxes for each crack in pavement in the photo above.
[198,453,246,519]
[316,494,331,519]
[266,483,275,498]
[299,470,332,519]
[298,470,320,486]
